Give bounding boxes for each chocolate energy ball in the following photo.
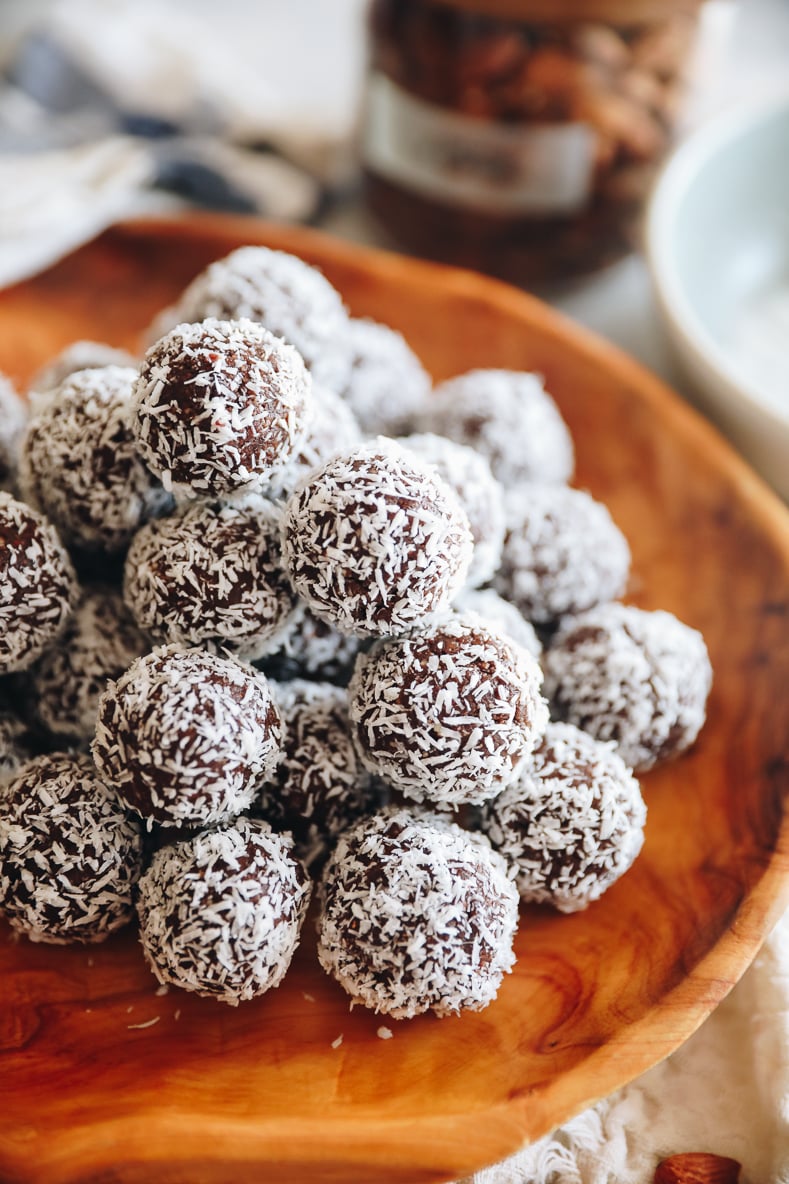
[0,373,28,492]
[418,369,574,488]
[453,587,542,660]
[311,317,431,436]
[132,318,312,500]
[348,613,548,806]
[123,498,299,661]
[29,340,137,395]
[494,484,631,625]
[543,603,713,772]
[0,493,77,673]
[92,646,282,828]
[482,722,646,913]
[136,818,311,1005]
[255,681,374,870]
[158,246,347,367]
[19,366,170,553]
[283,439,473,638]
[0,752,144,944]
[397,432,506,588]
[259,602,362,686]
[28,587,147,743]
[316,808,519,1019]
[265,384,362,502]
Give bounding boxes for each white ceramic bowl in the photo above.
[647,93,789,501]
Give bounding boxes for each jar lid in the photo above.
[429,0,701,22]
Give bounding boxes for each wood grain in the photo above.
[0,213,787,1184]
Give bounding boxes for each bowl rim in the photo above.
[646,89,789,433]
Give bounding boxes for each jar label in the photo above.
[363,74,595,215]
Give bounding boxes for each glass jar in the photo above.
[361,0,704,285]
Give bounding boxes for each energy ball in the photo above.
[0,493,78,673]
[265,384,362,502]
[28,587,148,743]
[259,603,362,686]
[159,246,347,367]
[283,440,473,638]
[255,681,374,870]
[312,317,431,436]
[453,587,542,660]
[348,613,548,806]
[316,808,519,1019]
[0,752,144,944]
[132,318,312,500]
[494,484,631,624]
[482,722,646,913]
[123,498,299,661]
[136,818,311,1005]
[29,340,137,395]
[418,369,574,488]
[92,646,282,828]
[19,366,170,553]
[543,603,713,772]
[0,373,28,492]
[397,433,506,588]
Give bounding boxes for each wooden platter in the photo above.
[1,214,788,1184]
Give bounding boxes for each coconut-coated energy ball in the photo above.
[316,808,519,1019]
[136,817,311,1005]
[418,369,574,488]
[453,587,542,661]
[158,246,347,367]
[123,498,299,661]
[0,493,78,673]
[312,317,431,436]
[398,432,506,588]
[132,318,312,500]
[482,722,646,913]
[255,681,375,870]
[543,603,713,772]
[92,646,282,828]
[265,384,362,502]
[348,613,548,806]
[0,752,144,944]
[283,439,473,638]
[28,587,148,743]
[19,366,170,553]
[0,373,28,492]
[29,340,137,395]
[495,484,631,624]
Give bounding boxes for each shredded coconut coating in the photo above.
[397,433,505,588]
[482,722,646,913]
[282,439,473,638]
[132,318,312,500]
[543,603,713,772]
[418,369,574,488]
[260,602,362,686]
[162,246,347,367]
[453,588,542,660]
[311,317,431,436]
[348,612,548,806]
[255,680,375,870]
[0,752,144,944]
[29,341,137,395]
[136,817,311,1005]
[494,484,631,624]
[316,807,519,1019]
[0,493,78,673]
[29,587,148,742]
[0,373,28,492]
[19,366,171,553]
[92,646,282,828]
[123,497,300,662]
[265,383,362,502]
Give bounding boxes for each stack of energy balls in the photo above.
[0,247,712,1020]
